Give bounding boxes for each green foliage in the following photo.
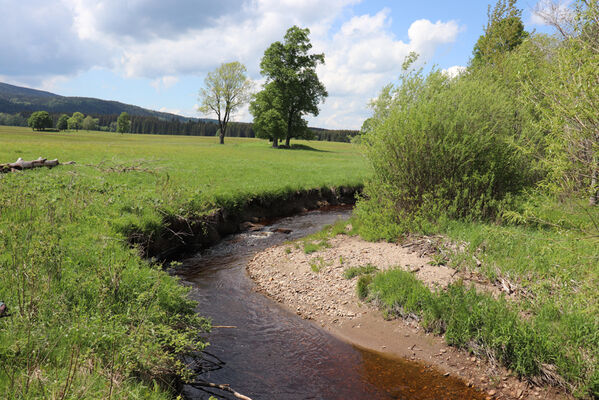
[252,26,327,147]
[309,257,326,273]
[116,111,131,133]
[27,110,53,131]
[356,274,373,300]
[81,115,99,131]
[198,62,253,144]
[356,62,536,239]
[301,219,350,253]
[535,1,599,205]
[0,126,368,398]
[0,112,27,127]
[249,82,287,147]
[472,0,528,67]
[343,264,378,279]
[57,114,69,130]
[367,268,598,395]
[67,111,84,131]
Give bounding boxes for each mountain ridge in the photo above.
[0,82,202,122]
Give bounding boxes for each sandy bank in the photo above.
[247,234,570,400]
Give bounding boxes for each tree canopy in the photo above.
[472,0,528,66]
[27,111,53,131]
[198,61,252,144]
[67,112,84,131]
[251,25,327,147]
[117,112,131,133]
[56,114,69,130]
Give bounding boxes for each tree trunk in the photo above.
[219,133,224,145]
[285,135,291,147]
[272,138,278,148]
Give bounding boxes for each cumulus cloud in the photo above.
[0,0,108,84]
[442,65,467,78]
[310,11,461,128]
[1,0,463,128]
[68,0,245,42]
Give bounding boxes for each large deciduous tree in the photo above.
[249,82,288,148]
[27,111,53,131]
[198,61,252,145]
[252,25,327,148]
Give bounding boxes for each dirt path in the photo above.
[247,234,569,400]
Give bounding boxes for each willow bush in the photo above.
[355,65,537,239]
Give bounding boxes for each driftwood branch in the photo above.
[0,157,75,174]
[190,381,253,400]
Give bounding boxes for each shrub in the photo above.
[356,65,537,238]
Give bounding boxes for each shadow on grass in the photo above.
[277,144,332,153]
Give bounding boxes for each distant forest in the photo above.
[0,111,358,142]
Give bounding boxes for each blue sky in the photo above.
[0,0,555,129]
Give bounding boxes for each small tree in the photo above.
[117,112,131,133]
[198,61,252,144]
[472,0,528,67]
[57,114,69,130]
[67,112,84,131]
[82,115,99,131]
[27,111,53,131]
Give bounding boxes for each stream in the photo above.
[177,208,483,400]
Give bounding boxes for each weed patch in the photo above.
[343,264,378,279]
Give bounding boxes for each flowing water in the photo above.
[178,208,483,400]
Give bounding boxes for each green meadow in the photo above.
[0,126,369,398]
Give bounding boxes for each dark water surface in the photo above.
[178,209,483,400]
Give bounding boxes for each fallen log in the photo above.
[0,157,74,174]
[190,381,253,400]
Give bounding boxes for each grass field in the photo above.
[0,126,369,398]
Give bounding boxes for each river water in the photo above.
[178,208,483,400]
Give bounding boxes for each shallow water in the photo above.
[178,209,483,400]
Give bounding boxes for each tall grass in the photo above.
[0,126,369,398]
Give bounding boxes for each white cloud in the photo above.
[442,65,466,78]
[1,0,463,129]
[310,12,461,128]
[150,76,180,91]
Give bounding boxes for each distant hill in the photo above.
[0,82,202,122]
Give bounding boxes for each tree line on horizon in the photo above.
[1,110,358,142]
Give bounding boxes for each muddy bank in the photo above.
[247,235,571,400]
[132,185,360,261]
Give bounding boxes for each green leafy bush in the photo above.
[356,65,537,239]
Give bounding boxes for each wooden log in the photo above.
[190,381,253,400]
[0,157,72,174]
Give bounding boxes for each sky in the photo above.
[0,0,557,130]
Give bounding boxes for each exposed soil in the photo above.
[247,234,571,400]
[136,186,360,261]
